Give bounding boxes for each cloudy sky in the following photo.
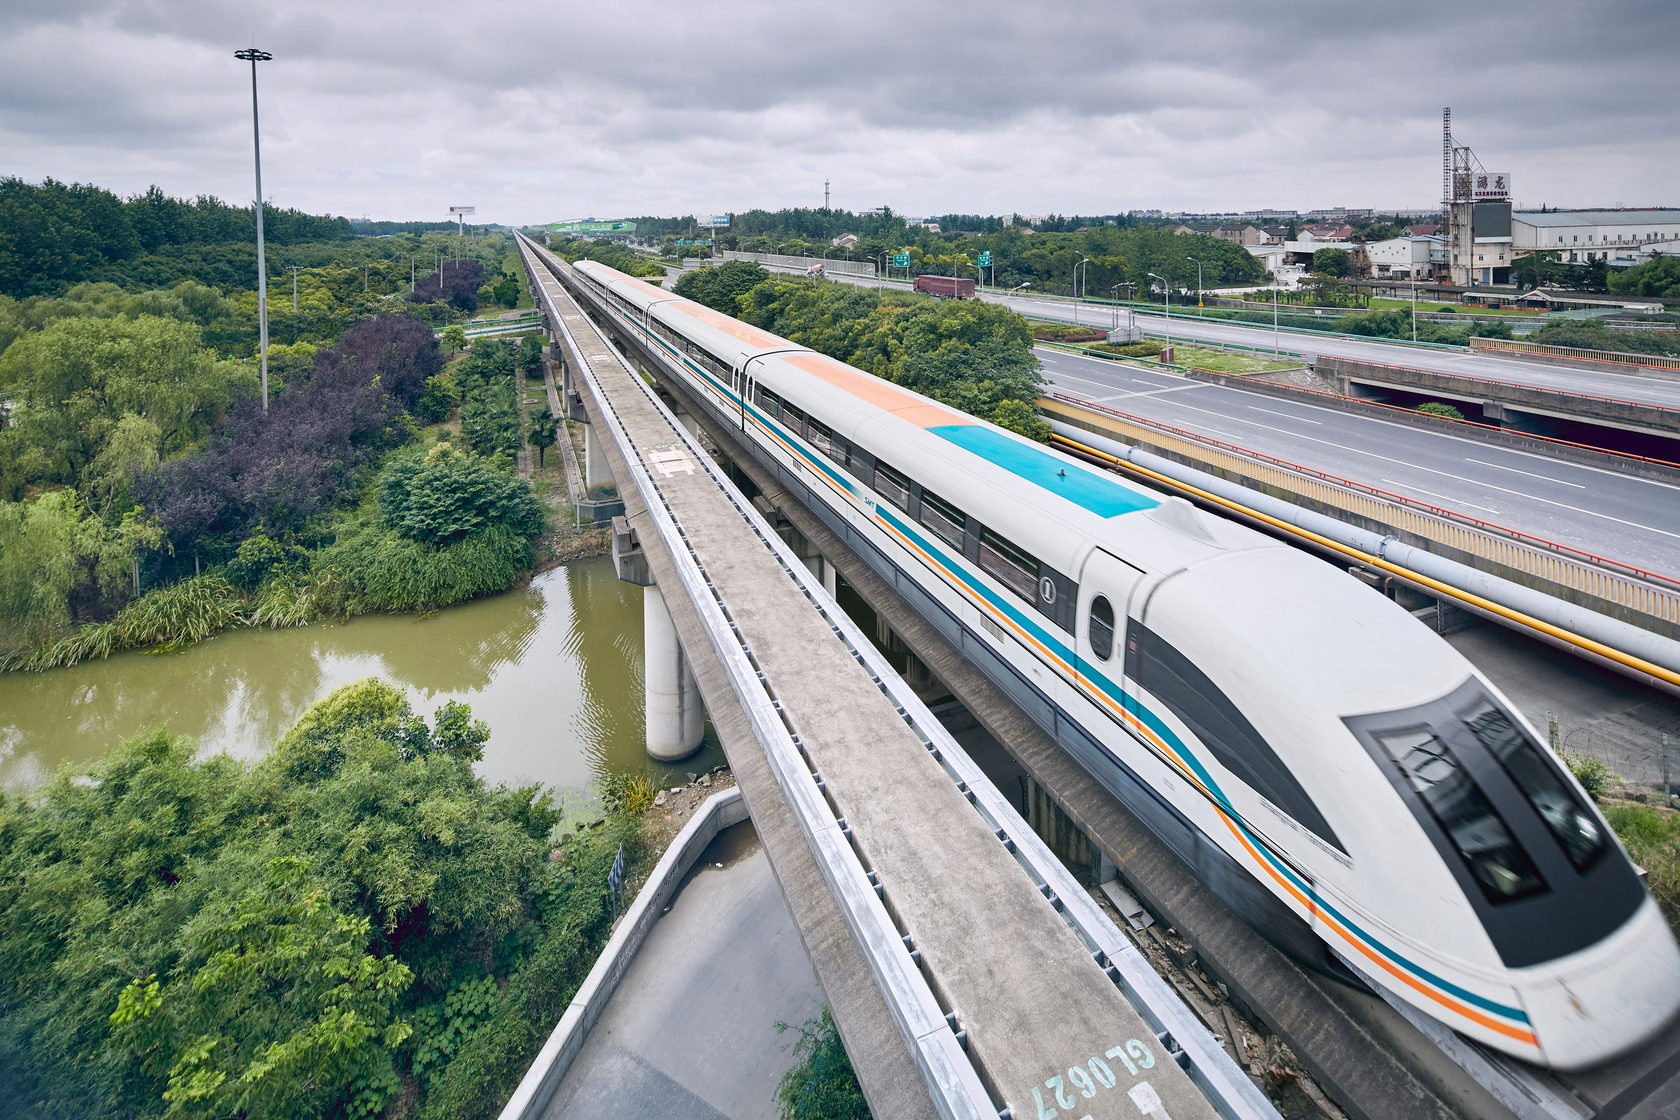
[3,0,1676,225]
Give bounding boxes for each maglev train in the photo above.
[560,253,1680,1070]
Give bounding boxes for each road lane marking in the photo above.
[1465,458,1585,489]
[1247,404,1321,425]
[1382,479,1497,513]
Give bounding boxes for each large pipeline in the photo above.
[1047,419,1680,700]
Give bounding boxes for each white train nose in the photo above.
[1518,897,1680,1070]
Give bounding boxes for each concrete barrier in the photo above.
[496,787,751,1120]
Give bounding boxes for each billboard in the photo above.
[1471,172,1511,201]
[703,215,731,228]
[550,219,636,234]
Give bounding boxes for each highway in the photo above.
[759,264,1680,411]
[1037,346,1680,579]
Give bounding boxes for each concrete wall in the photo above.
[497,788,751,1120]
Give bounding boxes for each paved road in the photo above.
[545,824,824,1120]
[774,265,1680,411]
[1037,346,1680,579]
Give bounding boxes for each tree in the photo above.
[377,442,544,545]
[516,335,544,373]
[672,260,772,313]
[527,407,559,467]
[1608,254,1680,298]
[440,324,467,351]
[1311,248,1352,278]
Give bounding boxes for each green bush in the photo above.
[320,524,537,613]
[378,443,545,545]
[225,530,306,588]
[415,371,461,424]
[1415,401,1465,421]
[112,573,243,647]
[1564,752,1619,801]
[460,379,521,457]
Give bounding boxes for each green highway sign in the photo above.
[675,239,712,247]
[892,252,909,267]
[550,219,636,234]
[978,250,991,267]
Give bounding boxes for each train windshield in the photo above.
[1373,727,1547,903]
[1460,701,1606,872]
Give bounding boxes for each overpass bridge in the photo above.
[510,234,1271,1120]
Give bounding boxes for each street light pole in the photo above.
[1186,255,1203,312]
[1148,271,1171,361]
[1412,280,1418,344]
[289,265,301,312]
[1074,257,1092,325]
[1273,283,1280,354]
[235,47,274,411]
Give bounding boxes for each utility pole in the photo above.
[410,256,415,293]
[235,46,274,411]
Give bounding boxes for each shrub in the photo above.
[1564,752,1619,801]
[1602,803,1679,930]
[775,1007,870,1120]
[225,529,306,588]
[459,379,522,457]
[378,443,545,545]
[1415,401,1465,421]
[415,370,461,424]
[320,524,537,613]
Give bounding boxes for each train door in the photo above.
[734,361,755,434]
[1074,549,1145,702]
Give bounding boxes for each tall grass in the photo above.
[113,575,244,647]
[248,577,321,629]
[1604,802,1680,932]
[0,622,116,671]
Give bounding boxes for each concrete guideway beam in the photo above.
[642,584,705,760]
[518,235,1269,1120]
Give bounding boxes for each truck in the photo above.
[912,274,975,299]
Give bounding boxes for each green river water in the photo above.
[0,557,723,797]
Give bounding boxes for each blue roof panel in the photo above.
[928,424,1159,518]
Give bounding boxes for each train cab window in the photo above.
[979,528,1039,604]
[759,388,784,420]
[873,461,911,511]
[1087,596,1115,661]
[918,489,967,550]
[1462,702,1605,872]
[1374,727,1546,903]
[1135,624,1344,851]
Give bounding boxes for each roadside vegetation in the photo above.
[775,1008,871,1120]
[0,679,644,1120]
[674,261,1049,440]
[0,179,549,672]
[1565,754,1679,932]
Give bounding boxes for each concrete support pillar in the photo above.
[643,584,704,761]
[585,423,612,490]
[822,557,838,600]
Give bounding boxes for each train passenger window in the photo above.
[807,418,835,455]
[1375,727,1546,903]
[1462,702,1605,872]
[781,403,807,434]
[979,529,1039,604]
[1135,625,1344,851]
[918,489,967,550]
[1088,596,1115,661]
[873,461,911,511]
[759,389,784,420]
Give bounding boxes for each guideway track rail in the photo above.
[518,235,1273,1120]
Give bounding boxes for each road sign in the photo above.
[551,219,636,234]
[893,252,909,268]
[978,250,991,267]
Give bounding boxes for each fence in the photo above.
[721,250,877,278]
[1470,335,1680,372]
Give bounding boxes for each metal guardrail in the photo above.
[1470,336,1680,372]
[1328,356,1680,417]
[1043,392,1680,630]
[522,236,1275,1120]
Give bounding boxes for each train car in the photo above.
[561,253,1680,1070]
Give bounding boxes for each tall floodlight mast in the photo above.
[235,47,274,411]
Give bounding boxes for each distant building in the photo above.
[1408,223,1442,237]
[1365,235,1447,280]
[1511,209,1680,265]
[831,233,859,248]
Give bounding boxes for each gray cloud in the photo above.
[1,0,1676,223]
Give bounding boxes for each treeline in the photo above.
[352,219,469,235]
[674,261,1048,440]
[0,178,354,297]
[544,236,666,279]
[0,679,643,1119]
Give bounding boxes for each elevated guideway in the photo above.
[515,234,1271,1120]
